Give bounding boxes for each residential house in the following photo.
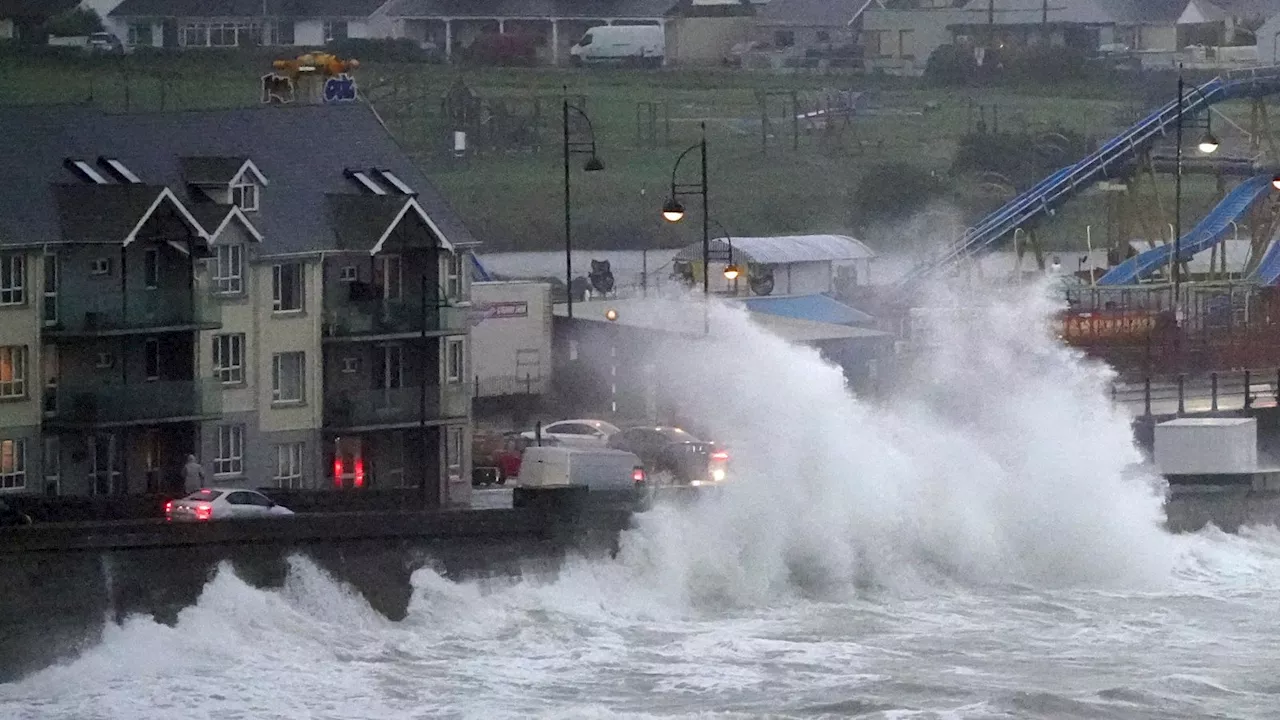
[0,0,79,41]
[862,0,1186,75]
[0,103,476,504]
[375,0,676,64]
[108,0,389,49]
[752,0,875,62]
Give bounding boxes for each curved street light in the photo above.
[563,85,604,319]
[659,121,710,333]
[708,219,742,283]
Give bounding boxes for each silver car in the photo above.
[166,488,294,522]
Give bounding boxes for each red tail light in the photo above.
[354,457,365,488]
[710,451,729,461]
[164,500,173,513]
[632,467,647,485]
[194,503,213,521]
[333,457,344,488]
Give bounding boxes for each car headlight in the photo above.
[711,468,726,482]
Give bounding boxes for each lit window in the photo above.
[272,351,305,403]
[274,442,304,489]
[0,439,26,490]
[272,263,304,312]
[0,346,24,399]
[232,183,258,212]
[213,244,243,294]
[214,425,244,476]
[0,254,24,306]
[212,334,244,384]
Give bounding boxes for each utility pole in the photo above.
[1042,0,1049,26]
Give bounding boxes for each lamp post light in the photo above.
[563,85,604,319]
[1174,65,1220,318]
[708,219,742,293]
[660,121,710,334]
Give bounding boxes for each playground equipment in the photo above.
[261,53,360,105]
[897,66,1280,291]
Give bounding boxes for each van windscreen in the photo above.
[580,33,593,46]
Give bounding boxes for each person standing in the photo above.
[182,454,206,493]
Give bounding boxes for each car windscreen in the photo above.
[183,490,223,500]
[658,428,700,443]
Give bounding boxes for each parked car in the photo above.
[569,25,664,67]
[520,419,620,448]
[166,489,294,522]
[0,500,32,527]
[517,445,646,491]
[606,426,729,486]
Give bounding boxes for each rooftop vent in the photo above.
[344,168,386,195]
[64,158,109,185]
[97,157,142,184]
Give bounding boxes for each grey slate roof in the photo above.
[0,103,476,256]
[52,183,180,245]
[326,193,411,251]
[1087,0,1186,23]
[110,0,388,18]
[757,0,873,26]
[383,0,677,20]
[180,156,248,185]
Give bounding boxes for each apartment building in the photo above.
[0,103,475,505]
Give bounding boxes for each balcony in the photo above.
[324,384,471,430]
[44,380,222,428]
[323,299,469,341]
[44,288,221,338]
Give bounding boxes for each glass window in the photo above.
[275,442,304,489]
[181,24,208,47]
[232,183,258,212]
[184,489,223,500]
[127,23,153,47]
[0,439,26,490]
[378,255,401,300]
[899,29,915,59]
[272,351,305,403]
[0,346,25,399]
[774,30,795,48]
[446,339,463,383]
[323,20,348,42]
[144,249,159,289]
[212,333,244,384]
[267,21,294,45]
[447,427,463,473]
[443,252,462,299]
[226,491,251,504]
[214,425,244,476]
[144,338,160,380]
[272,263,304,312]
[0,254,24,306]
[213,244,243,295]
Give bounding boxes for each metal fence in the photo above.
[1112,368,1280,417]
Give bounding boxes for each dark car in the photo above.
[606,426,728,486]
[0,500,32,527]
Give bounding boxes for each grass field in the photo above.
[0,54,1247,258]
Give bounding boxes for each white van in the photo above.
[569,25,664,67]
[518,446,646,491]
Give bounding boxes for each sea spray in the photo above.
[607,281,1176,605]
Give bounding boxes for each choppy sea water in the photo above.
[5,286,1280,719]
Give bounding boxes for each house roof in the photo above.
[1184,0,1280,20]
[0,103,476,256]
[109,0,388,19]
[383,0,677,20]
[179,156,249,185]
[757,0,874,26]
[1086,0,1186,23]
[52,184,202,245]
[675,234,876,265]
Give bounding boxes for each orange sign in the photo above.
[1060,310,1161,344]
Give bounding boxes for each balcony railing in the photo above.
[323,300,469,338]
[324,384,470,429]
[45,379,222,427]
[46,288,221,336]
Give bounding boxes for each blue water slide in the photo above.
[896,66,1280,290]
[1097,174,1272,285]
[470,254,493,282]
[1251,232,1280,285]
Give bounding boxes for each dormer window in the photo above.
[232,182,258,212]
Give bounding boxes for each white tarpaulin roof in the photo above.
[675,234,875,265]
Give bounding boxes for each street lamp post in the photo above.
[660,121,710,334]
[709,218,741,293]
[1173,65,1221,317]
[563,85,604,319]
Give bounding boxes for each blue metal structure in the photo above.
[897,66,1280,290]
[1097,173,1273,285]
[1250,218,1280,284]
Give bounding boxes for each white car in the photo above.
[520,419,620,448]
[166,488,295,522]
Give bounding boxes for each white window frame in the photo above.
[0,438,26,491]
[274,442,304,489]
[445,338,463,383]
[272,263,304,313]
[341,356,359,374]
[232,182,258,212]
[446,427,463,476]
[91,258,111,276]
[0,346,26,399]
[213,425,244,476]
[443,252,462,299]
[323,19,348,42]
[0,254,24,306]
[180,23,208,47]
[272,351,305,404]
[213,244,243,295]
[212,333,244,385]
[339,266,357,282]
[127,22,153,47]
